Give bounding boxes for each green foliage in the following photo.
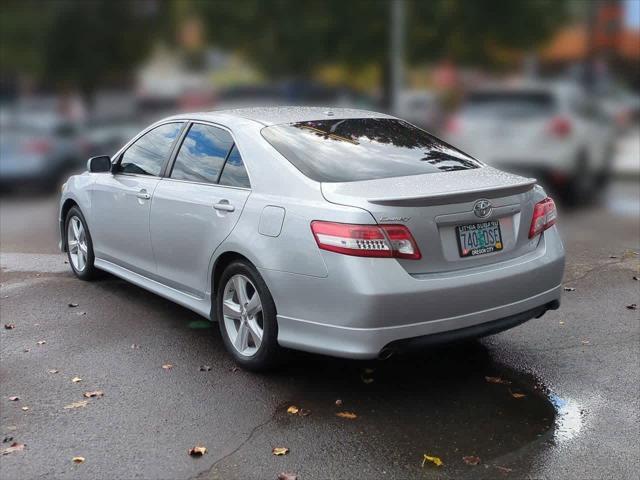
[1,0,569,94]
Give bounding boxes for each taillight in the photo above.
[310,221,421,260]
[25,139,52,154]
[445,115,460,134]
[529,197,557,238]
[547,116,572,138]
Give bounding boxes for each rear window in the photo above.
[261,118,480,182]
[465,91,555,116]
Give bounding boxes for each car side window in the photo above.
[219,145,251,188]
[119,123,183,176]
[171,124,234,184]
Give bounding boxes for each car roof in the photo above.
[164,106,394,127]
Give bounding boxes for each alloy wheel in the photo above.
[67,216,88,272]
[222,274,264,356]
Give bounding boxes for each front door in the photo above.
[150,123,252,297]
[91,122,184,277]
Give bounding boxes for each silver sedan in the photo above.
[59,107,565,370]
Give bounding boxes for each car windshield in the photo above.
[463,91,555,117]
[261,118,480,182]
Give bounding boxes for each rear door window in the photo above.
[119,122,183,176]
[171,124,234,184]
[261,118,480,182]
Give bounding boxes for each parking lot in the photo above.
[1,171,638,479]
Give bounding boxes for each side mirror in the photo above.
[87,155,112,173]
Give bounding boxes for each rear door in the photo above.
[150,122,251,297]
[92,122,184,276]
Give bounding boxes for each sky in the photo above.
[625,0,640,28]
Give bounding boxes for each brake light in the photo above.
[310,221,421,259]
[445,115,460,134]
[529,197,557,238]
[547,116,572,137]
[25,139,52,154]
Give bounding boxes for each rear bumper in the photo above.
[262,227,565,359]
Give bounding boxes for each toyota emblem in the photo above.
[473,199,493,218]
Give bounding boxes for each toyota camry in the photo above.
[59,107,565,370]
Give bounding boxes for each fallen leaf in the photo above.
[287,405,299,414]
[68,303,79,308]
[485,376,511,385]
[563,287,576,292]
[495,465,513,474]
[278,473,298,480]
[4,324,15,330]
[6,426,17,431]
[64,400,89,410]
[36,340,46,345]
[626,303,637,310]
[559,321,565,325]
[21,406,29,411]
[199,365,211,372]
[8,396,19,402]
[48,369,59,374]
[162,364,173,370]
[71,376,82,383]
[76,311,87,316]
[230,366,239,372]
[336,411,357,419]
[335,399,343,406]
[463,455,481,465]
[272,447,289,456]
[363,368,375,374]
[422,454,443,467]
[298,408,311,416]
[188,445,207,456]
[609,255,618,259]
[508,389,527,399]
[83,390,104,398]
[23,348,30,353]
[1,442,26,455]
[581,340,590,345]
[72,456,85,464]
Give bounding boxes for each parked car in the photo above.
[394,89,444,133]
[444,82,616,204]
[59,107,565,370]
[0,109,87,193]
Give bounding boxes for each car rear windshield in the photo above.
[465,91,555,116]
[261,118,480,182]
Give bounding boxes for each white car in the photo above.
[445,82,616,204]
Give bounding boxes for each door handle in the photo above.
[213,201,235,212]
[137,190,151,200]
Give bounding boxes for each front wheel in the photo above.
[216,261,282,371]
[65,206,99,281]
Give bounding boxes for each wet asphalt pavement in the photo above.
[1,181,638,479]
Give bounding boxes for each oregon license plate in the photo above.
[456,220,503,257]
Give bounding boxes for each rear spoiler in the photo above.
[322,167,537,207]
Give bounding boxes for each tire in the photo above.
[65,206,99,281]
[563,152,595,206]
[216,260,282,371]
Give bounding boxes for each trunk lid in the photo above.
[321,167,539,274]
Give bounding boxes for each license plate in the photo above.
[456,220,503,257]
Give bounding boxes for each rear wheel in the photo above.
[216,261,282,371]
[65,206,98,281]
